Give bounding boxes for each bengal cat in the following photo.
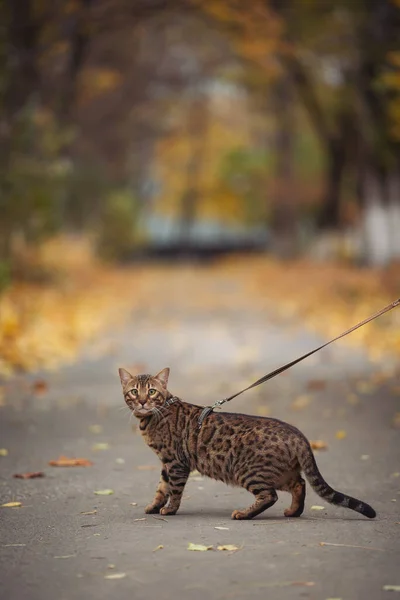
[119,367,376,520]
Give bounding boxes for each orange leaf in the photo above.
[310,440,328,451]
[49,456,93,467]
[32,379,48,394]
[14,471,45,479]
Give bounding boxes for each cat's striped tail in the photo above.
[298,441,376,518]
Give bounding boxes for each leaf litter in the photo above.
[49,456,93,467]
[94,489,114,496]
[1,501,22,508]
[14,472,45,479]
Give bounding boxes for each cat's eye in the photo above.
[148,388,157,396]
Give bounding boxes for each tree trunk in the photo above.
[317,138,347,229]
[269,79,297,257]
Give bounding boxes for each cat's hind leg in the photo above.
[283,476,306,518]
[144,468,169,514]
[232,488,278,520]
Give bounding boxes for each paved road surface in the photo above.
[1,268,399,600]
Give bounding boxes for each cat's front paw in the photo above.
[231,509,251,520]
[160,506,177,516]
[145,504,161,514]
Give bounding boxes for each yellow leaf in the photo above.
[291,395,312,410]
[311,505,325,511]
[94,489,114,496]
[89,424,103,434]
[104,573,126,580]
[153,545,164,552]
[217,544,240,552]
[187,543,213,551]
[1,501,22,508]
[335,430,347,440]
[92,443,110,451]
[0,448,9,456]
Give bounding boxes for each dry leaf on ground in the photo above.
[153,545,164,552]
[94,489,114,496]
[217,545,240,552]
[310,440,328,451]
[291,395,311,410]
[335,430,347,440]
[311,505,325,511]
[1,501,22,508]
[80,510,97,515]
[187,543,213,551]
[49,456,93,467]
[104,573,127,580]
[13,472,45,479]
[382,586,400,592]
[88,425,103,434]
[91,443,110,451]
[32,380,48,394]
[307,379,326,391]
[0,448,9,456]
[214,526,230,531]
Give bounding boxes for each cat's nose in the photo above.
[138,398,146,406]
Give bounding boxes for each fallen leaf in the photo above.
[356,381,375,395]
[310,440,328,451]
[0,448,9,457]
[94,489,114,496]
[153,545,164,552]
[104,573,127,580]
[32,379,48,394]
[81,510,97,515]
[335,430,347,440]
[49,456,93,467]
[187,543,213,551]
[291,395,311,410]
[137,465,158,471]
[392,413,400,429]
[311,505,325,511]
[130,502,138,506]
[256,405,270,416]
[307,379,326,391]
[383,585,400,592]
[88,424,103,434]
[134,518,147,522]
[53,554,76,559]
[320,542,385,551]
[91,443,110,451]
[347,393,360,405]
[214,527,230,531]
[13,471,45,479]
[1,501,22,508]
[217,545,240,552]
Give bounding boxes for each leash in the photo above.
[198,298,400,428]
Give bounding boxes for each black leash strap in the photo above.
[198,297,400,428]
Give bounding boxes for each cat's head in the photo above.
[118,367,170,418]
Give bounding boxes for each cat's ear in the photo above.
[155,367,170,388]
[118,368,132,387]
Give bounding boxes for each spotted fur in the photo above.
[119,367,376,520]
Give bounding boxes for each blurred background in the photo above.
[1,0,400,375]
